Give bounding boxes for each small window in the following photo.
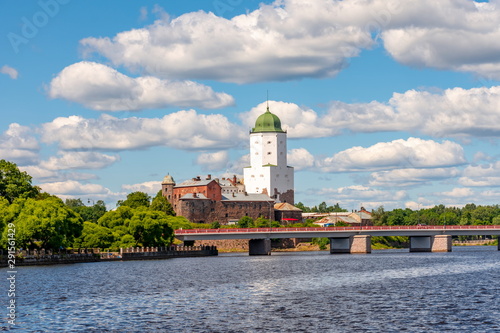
[267,141,272,144]
[267,152,271,155]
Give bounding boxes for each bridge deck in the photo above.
[175,225,500,240]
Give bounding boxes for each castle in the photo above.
[162,106,301,224]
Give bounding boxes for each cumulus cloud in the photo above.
[20,165,98,183]
[380,0,500,79]
[240,86,500,141]
[240,101,336,138]
[369,168,461,187]
[287,148,314,171]
[0,123,39,165]
[458,161,500,187]
[323,86,500,138]
[315,185,408,208]
[196,151,229,171]
[225,154,250,175]
[122,181,161,195]
[41,111,245,151]
[77,0,500,82]
[0,65,18,79]
[318,137,466,173]
[48,62,234,110]
[40,151,120,170]
[80,1,374,83]
[39,180,112,196]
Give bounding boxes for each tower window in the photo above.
[267,152,271,155]
[267,141,271,144]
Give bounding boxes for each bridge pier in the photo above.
[249,239,271,255]
[330,235,371,254]
[410,235,452,252]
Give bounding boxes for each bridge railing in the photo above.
[175,225,500,234]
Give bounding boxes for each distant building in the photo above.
[162,106,300,224]
[312,208,373,227]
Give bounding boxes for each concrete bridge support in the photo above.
[330,235,371,254]
[249,239,271,255]
[410,235,452,252]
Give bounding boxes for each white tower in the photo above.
[243,106,294,204]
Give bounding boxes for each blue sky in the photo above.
[2,0,500,211]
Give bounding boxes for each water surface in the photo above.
[1,246,499,332]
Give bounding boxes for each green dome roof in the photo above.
[252,107,285,133]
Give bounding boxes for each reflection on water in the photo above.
[1,246,499,332]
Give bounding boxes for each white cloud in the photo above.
[0,123,39,165]
[78,0,500,82]
[80,1,374,83]
[240,86,500,141]
[39,180,112,196]
[315,185,408,209]
[437,187,475,199]
[196,151,229,171]
[241,101,336,138]
[40,151,120,170]
[41,111,245,151]
[0,65,18,79]
[48,62,234,110]
[225,154,249,175]
[380,0,500,79]
[324,86,500,138]
[122,181,161,195]
[20,165,98,183]
[458,161,500,187]
[287,148,314,171]
[318,137,466,172]
[369,168,461,187]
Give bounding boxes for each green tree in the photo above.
[210,221,221,229]
[295,202,310,212]
[98,206,134,229]
[73,222,115,249]
[371,206,388,225]
[237,216,254,228]
[0,160,39,203]
[0,197,11,235]
[117,191,151,209]
[128,210,174,246]
[2,197,83,249]
[150,190,175,216]
[165,216,192,230]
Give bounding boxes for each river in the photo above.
[1,246,499,332]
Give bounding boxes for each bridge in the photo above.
[175,225,500,255]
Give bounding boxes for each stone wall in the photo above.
[195,238,302,252]
[179,199,275,225]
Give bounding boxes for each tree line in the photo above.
[0,160,191,251]
[371,204,500,226]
